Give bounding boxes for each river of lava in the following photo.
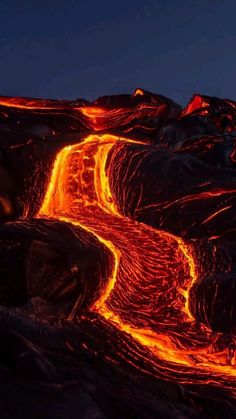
[37,133,235,393]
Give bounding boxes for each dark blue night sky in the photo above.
[0,0,235,104]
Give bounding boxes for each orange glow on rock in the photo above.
[133,88,145,96]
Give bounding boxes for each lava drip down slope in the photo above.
[0,89,236,418]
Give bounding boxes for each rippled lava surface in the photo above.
[0,89,235,418]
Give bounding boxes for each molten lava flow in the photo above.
[0,92,176,134]
[38,133,236,390]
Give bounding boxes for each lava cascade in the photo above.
[0,88,236,417]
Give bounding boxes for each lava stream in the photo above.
[38,133,236,389]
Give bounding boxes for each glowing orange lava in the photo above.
[37,133,236,391]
